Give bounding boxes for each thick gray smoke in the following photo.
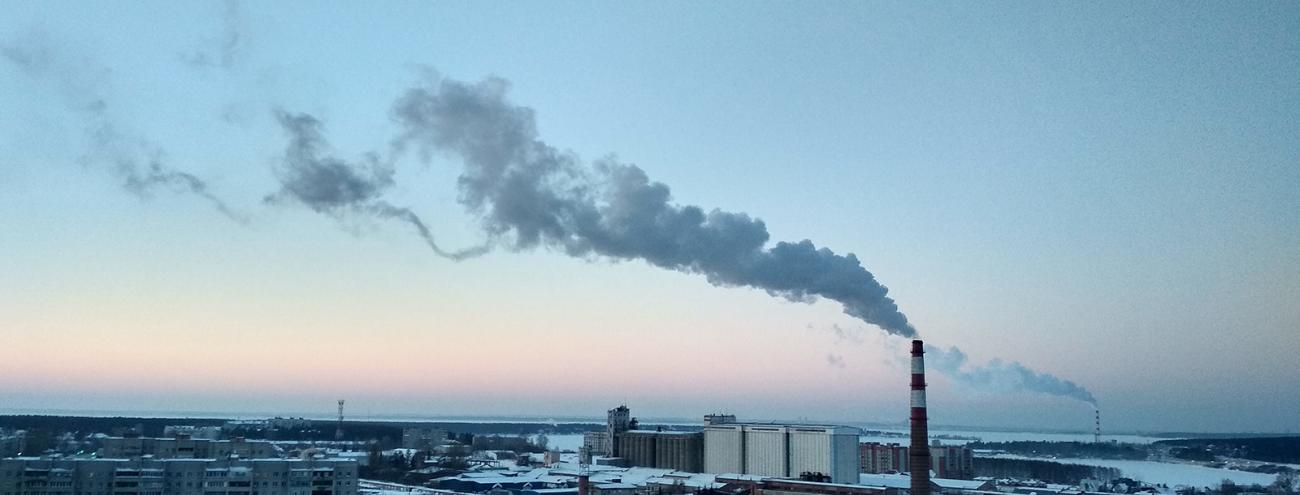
[925,344,1097,405]
[387,76,916,337]
[267,110,488,261]
[1,33,243,222]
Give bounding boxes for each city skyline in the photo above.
[2,1,1297,433]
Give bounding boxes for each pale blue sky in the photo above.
[1,1,1297,433]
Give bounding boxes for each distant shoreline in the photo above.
[1,411,1292,438]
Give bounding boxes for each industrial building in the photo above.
[702,423,859,484]
[581,406,634,458]
[703,415,736,426]
[615,431,702,473]
[0,458,358,495]
[577,406,702,473]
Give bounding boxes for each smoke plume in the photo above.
[267,110,488,261]
[925,344,1097,405]
[387,75,917,337]
[1,33,244,222]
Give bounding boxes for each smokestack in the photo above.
[910,340,931,495]
[1094,409,1101,443]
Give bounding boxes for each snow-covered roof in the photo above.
[933,478,990,490]
[592,483,637,490]
[715,473,766,482]
[767,479,879,491]
[645,476,720,489]
[859,473,912,489]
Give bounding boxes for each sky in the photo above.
[1,1,1297,434]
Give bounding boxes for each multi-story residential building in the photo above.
[0,431,26,458]
[0,458,357,495]
[858,441,973,480]
[703,424,858,484]
[97,436,279,460]
[858,443,908,474]
[161,428,221,441]
[929,442,973,480]
[399,429,446,451]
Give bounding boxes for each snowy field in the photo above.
[530,433,584,452]
[989,454,1278,488]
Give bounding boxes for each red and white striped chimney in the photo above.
[910,340,931,495]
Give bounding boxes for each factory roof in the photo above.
[619,430,700,436]
[764,479,886,492]
[934,479,994,490]
[703,423,859,434]
[858,474,912,489]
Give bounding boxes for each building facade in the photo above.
[702,415,735,426]
[929,443,973,480]
[613,431,702,473]
[703,424,858,484]
[400,429,447,451]
[857,442,973,480]
[858,443,908,474]
[580,432,609,458]
[0,431,25,458]
[605,407,632,458]
[97,436,278,460]
[0,458,357,495]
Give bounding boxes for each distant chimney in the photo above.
[910,340,931,495]
[1094,409,1101,443]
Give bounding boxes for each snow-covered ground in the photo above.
[530,434,584,452]
[988,454,1279,488]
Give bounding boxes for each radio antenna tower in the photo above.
[336,399,345,441]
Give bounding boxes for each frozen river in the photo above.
[989,454,1279,488]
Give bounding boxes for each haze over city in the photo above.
[2,1,1298,436]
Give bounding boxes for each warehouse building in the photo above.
[703,424,858,483]
[615,431,702,473]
